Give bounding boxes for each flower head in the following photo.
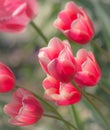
[74,49,101,86]
[43,76,81,106]
[4,88,43,126]
[54,1,94,44]
[38,37,77,83]
[0,0,38,32]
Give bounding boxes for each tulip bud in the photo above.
[74,49,101,86]
[54,1,94,44]
[4,88,43,126]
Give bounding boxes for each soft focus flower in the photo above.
[74,49,101,86]
[38,37,77,83]
[0,0,38,32]
[0,62,15,93]
[54,1,94,44]
[43,76,81,106]
[4,88,43,126]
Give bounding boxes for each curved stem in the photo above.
[30,21,48,44]
[43,113,78,130]
[85,92,110,109]
[71,81,110,129]
[33,94,76,130]
[99,83,110,95]
[70,105,83,130]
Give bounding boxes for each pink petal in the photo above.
[48,58,76,83]
[74,71,97,86]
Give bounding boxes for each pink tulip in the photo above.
[74,49,101,86]
[4,88,43,126]
[38,37,77,83]
[43,76,81,106]
[0,62,15,93]
[54,1,94,44]
[0,0,38,32]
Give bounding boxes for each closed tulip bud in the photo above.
[54,1,94,44]
[4,88,43,126]
[74,49,101,86]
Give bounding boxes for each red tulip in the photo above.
[74,49,101,86]
[43,76,81,106]
[38,37,77,83]
[0,0,38,32]
[54,1,94,44]
[0,62,15,93]
[4,88,43,126]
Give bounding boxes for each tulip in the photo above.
[38,37,77,83]
[0,0,38,32]
[74,49,101,86]
[0,62,15,93]
[43,76,81,106]
[4,88,43,126]
[54,1,94,44]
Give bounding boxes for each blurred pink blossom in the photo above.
[0,0,38,32]
[0,62,15,93]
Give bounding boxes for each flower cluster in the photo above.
[0,62,43,126]
[0,0,102,128]
[38,1,101,106]
[38,37,101,105]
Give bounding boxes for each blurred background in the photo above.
[0,0,110,130]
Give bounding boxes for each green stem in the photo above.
[70,105,83,130]
[71,81,110,129]
[86,92,110,109]
[99,83,110,95]
[34,94,77,130]
[43,113,78,130]
[30,21,48,44]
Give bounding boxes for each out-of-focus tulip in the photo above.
[4,88,43,126]
[0,0,38,32]
[0,62,15,93]
[43,76,81,106]
[54,1,94,44]
[38,37,77,83]
[74,49,101,86]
